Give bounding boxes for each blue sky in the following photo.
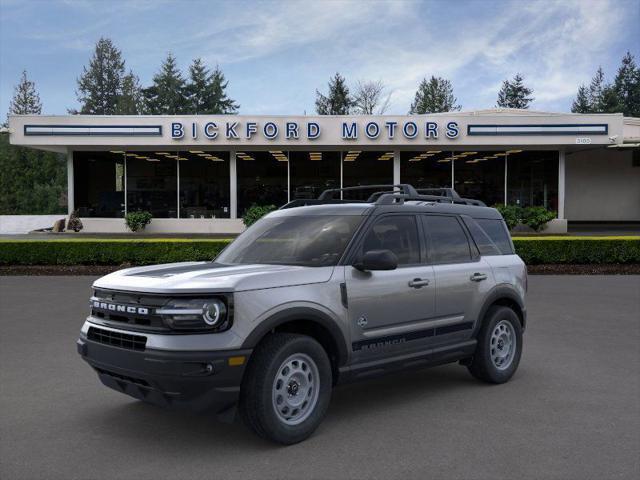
[1,0,638,117]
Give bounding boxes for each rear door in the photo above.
[422,215,493,345]
[345,214,436,361]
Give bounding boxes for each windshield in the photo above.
[216,215,363,267]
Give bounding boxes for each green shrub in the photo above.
[493,204,556,231]
[494,204,521,230]
[521,207,557,232]
[125,211,153,232]
[512,237,640,265]
[0,237,638,267]
[0,239,231,266]
[242,204,276,227]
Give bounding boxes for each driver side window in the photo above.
[360,215,420,265]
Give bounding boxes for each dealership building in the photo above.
[8,109,640,233]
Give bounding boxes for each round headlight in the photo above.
[203,300,226,326]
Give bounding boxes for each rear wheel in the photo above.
[239,333,332,444]
[468,306,522,383]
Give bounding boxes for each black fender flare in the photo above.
[241,307,349,366]
[473,284,527,335]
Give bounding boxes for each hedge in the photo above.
[512,237,640,265]
[0,239,231,266]
[0,237,638,266]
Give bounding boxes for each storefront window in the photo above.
[126,152,177,218]
[454,151,505,207]
[342,150,394,200]
[178,151,230,218]
[237,150,288,214]
[289,151,340,200]
[401,150,452,191]
[73,151,125,218]
[507,151,558,210]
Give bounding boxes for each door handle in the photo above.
[470,273,488,282]
[408,278,430,288]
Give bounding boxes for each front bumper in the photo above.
[77,335,251,414]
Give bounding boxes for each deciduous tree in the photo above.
[353,80,391,114]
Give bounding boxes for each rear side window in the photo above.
[423,215,472,264]
[463,217,502,256]
[476,219,514,254]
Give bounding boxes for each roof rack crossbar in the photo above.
[375,193,486,207]
[318,184,418,201]
[279,184,485,210]
[279,198,366,210]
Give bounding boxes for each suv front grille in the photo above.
[87,326,147,351]
[90,289,170,332]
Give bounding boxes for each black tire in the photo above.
[468,306,523,384]
[239,333,332,445]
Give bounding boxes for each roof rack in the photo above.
[416,188,486,206]
[318,184,419,200]
[279,184,485,210]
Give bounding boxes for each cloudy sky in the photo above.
[1,0,638,117]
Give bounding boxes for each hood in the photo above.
[93,261,335,294]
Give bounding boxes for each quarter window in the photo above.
[360,216,420,265]
[476,219,514,255]
[424,215,472,264]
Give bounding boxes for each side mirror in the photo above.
[353,249,398,272]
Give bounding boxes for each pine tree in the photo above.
[571,85,591,113]
[315,73,353,115]
[409,76,460,114]
[185,59,239,114]
[207,65,239,114]
[8,70,42,116]
[75,37,126,114]
[587,67,607,112]
[116,71,144,115]
[186,58,209,114]
[613,51,640,117]
[496,74,534,109]
[1,72,66,214]
[143,53,188,114]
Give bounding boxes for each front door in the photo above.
[346,214,436,361]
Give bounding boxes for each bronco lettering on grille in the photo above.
[92,300,149,315]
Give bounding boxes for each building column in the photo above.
[504,154,508,205]
[66,149,74,216]
[558,149,566,219]
[393,150,401,184]
[176,159,180,219]
[230,150,237,219]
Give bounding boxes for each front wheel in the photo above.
[239,333,332,444]
[467,306,523,384]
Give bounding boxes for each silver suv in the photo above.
[77,184,527,444]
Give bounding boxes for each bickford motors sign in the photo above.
[171,119,461,141]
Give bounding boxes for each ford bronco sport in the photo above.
[77,184,526,444]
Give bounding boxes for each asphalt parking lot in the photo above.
[1,275,639,480]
